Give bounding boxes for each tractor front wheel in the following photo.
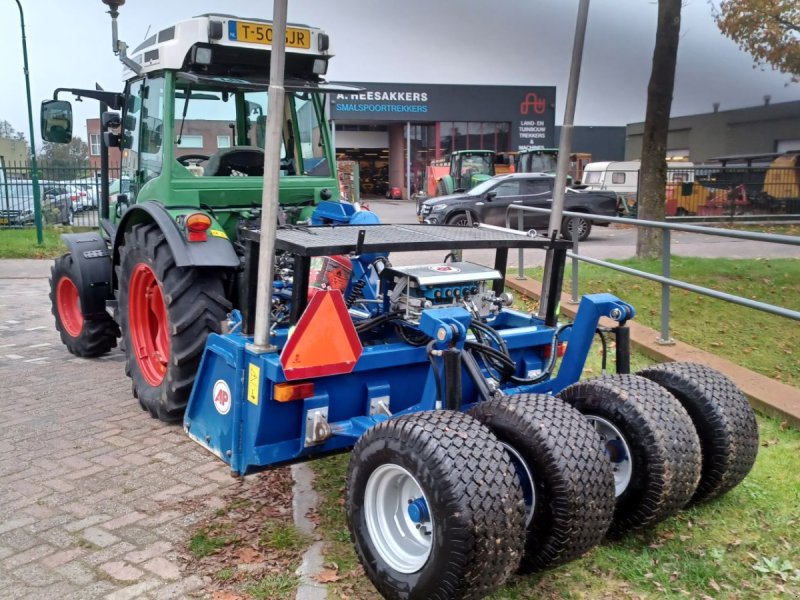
[50,253,119,357]
[346,411,525,599]
[117,223,230,423]
[469,395,615,572]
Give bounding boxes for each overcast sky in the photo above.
[0,0,796,145]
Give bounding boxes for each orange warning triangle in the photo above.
[280,289,363,380]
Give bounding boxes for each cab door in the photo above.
[480,179,523,226]
[521,178,556,229]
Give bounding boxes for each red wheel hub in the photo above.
[128,263,170,386]
[56,276,83,337]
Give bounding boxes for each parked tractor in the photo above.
[42,3,365,423]
[431,149,496,195]
[44,3,760,599]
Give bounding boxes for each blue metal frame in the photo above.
[184,292,634,476]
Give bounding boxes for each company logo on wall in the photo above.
[519,92,547,116]
[333,90,430,114]
[518,92,549,150]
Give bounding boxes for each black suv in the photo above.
[419,173,618,241]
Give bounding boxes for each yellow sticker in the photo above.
[247,363,260,405]
[209,229,228,239]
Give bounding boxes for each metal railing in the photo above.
[506,205,800,343]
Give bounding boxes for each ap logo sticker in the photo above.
[213,380,232,415]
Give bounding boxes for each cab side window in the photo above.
[494,181,521,197]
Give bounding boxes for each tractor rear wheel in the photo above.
[50,253,119,357]
[469,395,615,572]
[346,410,525,599]
[558,375,702,535]
[117,223,230,423]
[637,362,759,502]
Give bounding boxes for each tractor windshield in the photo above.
[173,82,330,177]
[520,152,558,174]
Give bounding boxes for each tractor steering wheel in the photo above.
[177,154,210,165]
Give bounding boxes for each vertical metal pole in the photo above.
[538,0,589,320]
[15,0,43,243]
[252,0,289,351]
[570,226,579,303]
[659,228,673,344]
[406,121,411,200]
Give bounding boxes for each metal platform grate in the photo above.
[242,224,563,256]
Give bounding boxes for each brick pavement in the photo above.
[0,268,239,599]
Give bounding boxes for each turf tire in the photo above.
[637,362,759,502]
[469,395,615,572]
[558,374,702,534]
[50,253,119,357]
[117,223,230,423]
[346,410,526,600]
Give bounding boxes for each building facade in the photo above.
[625,100,800,163]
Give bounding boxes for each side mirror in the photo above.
[486,190,497,201]
[41,100,73,143]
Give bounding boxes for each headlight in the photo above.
[430,203,448,211]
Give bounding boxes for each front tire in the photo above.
[117,223,230,422]
[346,411,525,599]
[447,212,474,227]
[50,253,119,357]
[469,395,615,572]
[559,375,702,535]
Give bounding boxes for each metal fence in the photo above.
[0,160,120,229]
[581,165,800,218]
[506,205,800,344]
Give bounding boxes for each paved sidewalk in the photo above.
[0,264,237,599]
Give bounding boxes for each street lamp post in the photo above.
[14,0,44,244]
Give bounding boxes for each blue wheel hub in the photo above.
[407,497,430,524]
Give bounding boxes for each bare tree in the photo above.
[636,0,682,258]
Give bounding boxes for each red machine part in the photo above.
[308,255,353,300]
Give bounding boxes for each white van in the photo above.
[581,160,694,215]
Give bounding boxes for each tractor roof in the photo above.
[124,14,332,81]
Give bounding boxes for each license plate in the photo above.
[229,20,311,49]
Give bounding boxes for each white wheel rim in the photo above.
[363,464,433,573]
[500,442,536,527]
[586,415,633,497]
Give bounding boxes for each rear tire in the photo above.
[637,362,759,502]
[117,223,231,423]
[50,253,119,357]
[558,375,701,535]
[561,215,592,241]
[346,411,525,599]
[468,395,615,572]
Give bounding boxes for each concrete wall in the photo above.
[0,137,29,165]
[625,100,800,162]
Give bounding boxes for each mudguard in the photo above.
[60,232,114,317]
[112,202,240,275]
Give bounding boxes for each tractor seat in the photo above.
[204,146,265,177]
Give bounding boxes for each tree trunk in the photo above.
[636,0,682,258]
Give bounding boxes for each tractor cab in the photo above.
[516,148,559,175]
[42,13,354,235]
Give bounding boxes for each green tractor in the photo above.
[516,148,559,175]
[435,149,496,195]
[43,2,353,422]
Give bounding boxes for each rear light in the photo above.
[543,341,567,360]
[274,382,315,402]
[185,213,212,242]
